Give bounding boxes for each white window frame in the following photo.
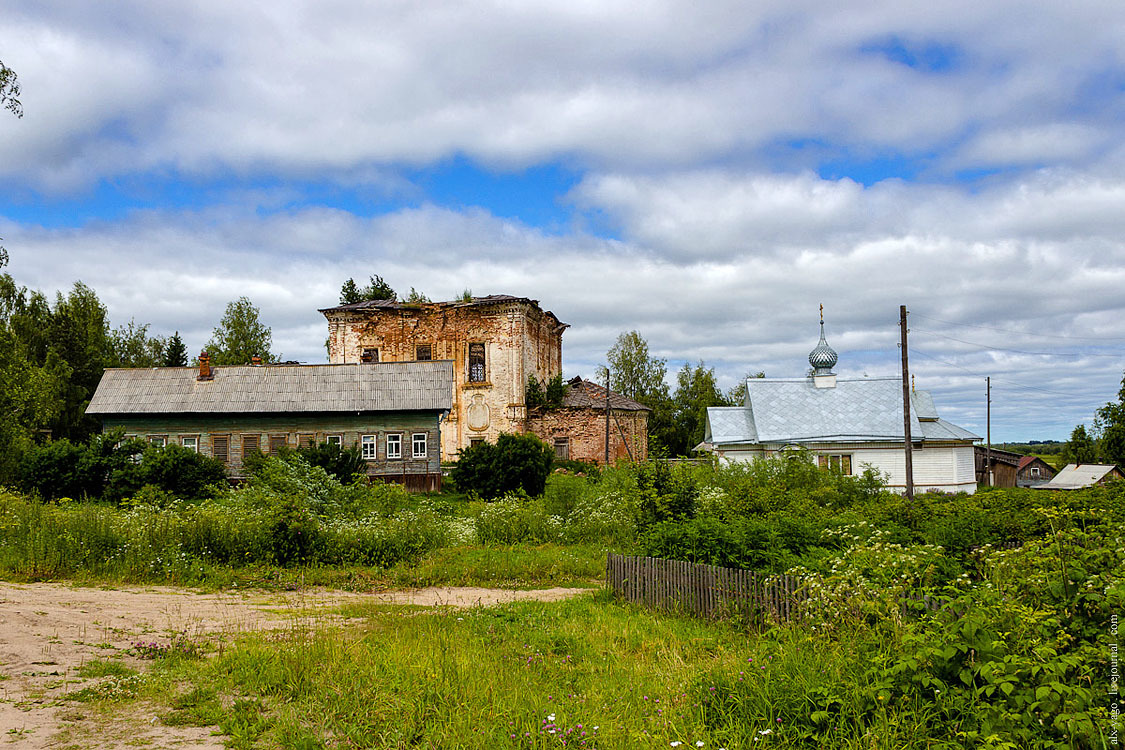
[361,434,377,460]
[148,435,167,447]
[326,434,342,446]
[387,433,403,460]
[181,436,198,453]
[412,432,428,458]
[1031,466,1040,477]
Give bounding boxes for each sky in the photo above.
[2,1,1124,443]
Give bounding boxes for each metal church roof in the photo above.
[705,376,979,446]
[86,361,455,416]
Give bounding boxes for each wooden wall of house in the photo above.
[100,411,442,485]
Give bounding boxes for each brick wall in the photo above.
[325,300,564,459]
[526,407,649,465]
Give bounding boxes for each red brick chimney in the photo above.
[251,354,262,366]
[197,351,213,381]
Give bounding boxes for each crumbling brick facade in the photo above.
[525,378,650,465]
[321,295,566,459]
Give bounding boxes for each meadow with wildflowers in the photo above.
[0,451,1120,747]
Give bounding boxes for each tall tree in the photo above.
[670,361,729,455]
[205,297,276,365]
[48,282,111,439]
[1061,424,1099,465]
[340,275,396,304]
[1095,370,1125,468]
[0,58,21,118]
[108,319,167,368]
[607,331,674,455]
[163,331,188,367]
[608,331,667,402]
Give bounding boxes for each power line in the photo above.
[911,312,1125,342]
[912,328,1124,358]
[911,347,1088,398]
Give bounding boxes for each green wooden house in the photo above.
[85,355,454,490]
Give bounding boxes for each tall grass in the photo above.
[180,594,904,749]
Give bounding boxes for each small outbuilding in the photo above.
[86,355,454,491]
[974,447,1022,488]
[1035,463,1123,490]
[1016,455,1057,487]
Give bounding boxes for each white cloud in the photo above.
[1,1,1122,187]
[5,165,1123,442]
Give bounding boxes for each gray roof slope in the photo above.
[1039,463,1122,490]
[705,377,979,445]
[86,361,454,416]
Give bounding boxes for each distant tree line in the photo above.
[0,253,276,482]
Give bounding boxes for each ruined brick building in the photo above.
[526,377,649,463]
[321,295,567,459]
[321,294,649,464]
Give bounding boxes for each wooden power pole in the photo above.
[986,376,992,487]
[605,367,611,465]
[900,305,915,501]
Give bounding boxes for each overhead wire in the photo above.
[911,312,1125,342]
[911,328,1124,358]
[910,347,1094,399]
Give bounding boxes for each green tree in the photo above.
[404,287,431,303]
[0,58,21,118]
[109,319,167,368]
[1061,424,1099,465]
[607,331,675,455]
[669,361,728,455]
[340,275,396,304]
[48,282,112,440]
[163,331,188,367]
[1095,370,1125,468]
[205,297,276,365]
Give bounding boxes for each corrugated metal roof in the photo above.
[704,376,978,445]
[1039,463,1123,489]
[86,361,455,415]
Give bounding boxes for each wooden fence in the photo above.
[605,553,973,622]
[605,553,807,622]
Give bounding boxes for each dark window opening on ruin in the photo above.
[416,344,432,361]
[554,437,570,460]
[362,348,379,363]
[468,343,486,382]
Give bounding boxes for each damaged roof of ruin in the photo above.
[86,361,455,415]
[561,377,650,411]
[319,294,568,327]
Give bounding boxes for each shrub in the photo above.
[292,441,367,484]
[451,433,555,499]
[474,494,558,544]
[131,444,227,500]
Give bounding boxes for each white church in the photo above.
[700,316,980,494]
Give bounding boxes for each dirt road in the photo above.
[0,582,587,748]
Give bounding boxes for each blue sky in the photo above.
[2,0,1124,441]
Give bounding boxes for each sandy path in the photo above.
[0,582,587,748]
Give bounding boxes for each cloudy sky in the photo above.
[2,1,1124,441]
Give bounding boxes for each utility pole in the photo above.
[605,367,611,465]
[900,305,914,502]
[986,376,992,487]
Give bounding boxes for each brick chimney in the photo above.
[197,351,213,381]
[251,354,262,366]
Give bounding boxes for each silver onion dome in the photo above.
[808,317,837,375]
